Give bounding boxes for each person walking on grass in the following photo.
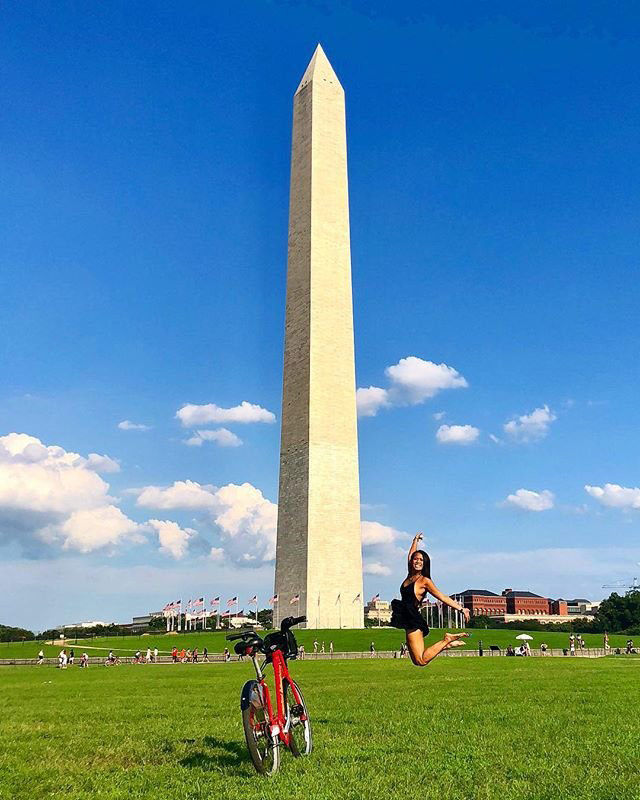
[390,533,470,667]
[37,649,44,665]
[153,647,158,663]
[203,647,209,662]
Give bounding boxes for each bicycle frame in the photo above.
[249,649,306,748]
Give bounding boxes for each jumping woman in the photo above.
[391,533,470,667]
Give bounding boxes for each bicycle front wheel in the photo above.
[284,679,312,757]
[241,680,280,775]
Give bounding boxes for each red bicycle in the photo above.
[226,615,312,775]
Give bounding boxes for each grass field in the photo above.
[1,656,639,800]
[0,626,622,660]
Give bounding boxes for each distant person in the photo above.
[603,632,610,651]
[172,647,178,663]
[569,638,575,656]
[146,647,152,663]
[626,639,634,654]
[135,650,142,663]
[153,647,158,663]
[369,641,376,657]
[193,647,198,663]
[59,649,67,669]
[329,641,334,655]
[37,649,44,665]
[298,645,305,660]
[313,640,318,655]
[223,647,231,662]
[540,643,548,655]
[321,641,325,654]
[81,652,89,668]
[390,533,469,667]
[202,647,209,662]
[68,649,75,666]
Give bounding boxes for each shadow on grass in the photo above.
[179,735,249,771]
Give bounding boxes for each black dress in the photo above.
[390,581,430,635]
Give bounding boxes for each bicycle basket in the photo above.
[263,629,298,660]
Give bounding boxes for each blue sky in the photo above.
[1,2,639,630]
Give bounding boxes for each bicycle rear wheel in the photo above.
[284,679,312,757]
[241,680,280,775]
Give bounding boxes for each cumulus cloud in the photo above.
[356,387,390,418]
[358,356,467,418]
[501,489,555,512]
[386,357,468,403]
[135,479,277,565]
[503,405,556,443]
[0,433,142,555]
[361,520,404,546]
[585,484,640,510]
[363,561,392,576]
[148,519,194,560]
[183,428,242,448]
[118,420,151,431]
[85,453,121,473]
[176,401,276,427]
[436,424,480,445]
[136,480,218,510]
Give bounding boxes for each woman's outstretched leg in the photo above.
[406,630,469,667]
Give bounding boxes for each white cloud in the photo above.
[118,420,151,431]
[361,520,404,546]
[436,424,480,445]
[386,357,468,404]
[148,519,194,560]
[363,561,392,576]
[136,480,218,510]
[504,405,556,443]
[209,547,224,561]
[433,411,446,421]
[358,356,468,418]
[356,386,390,418]
[489,434,503,445]
[502,489,555,512]
[183,428,242,448]
[0,433,142,554]
[176,401,276,427]
[585,484,640,510]
[135,479,277,565]
[85,453,121,473]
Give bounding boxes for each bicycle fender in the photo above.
[240,679,259,711]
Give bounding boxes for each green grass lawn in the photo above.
[1,656,639,799]
[0,626,623,660]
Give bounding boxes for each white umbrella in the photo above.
[515,633,533,640]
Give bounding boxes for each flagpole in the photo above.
[255,594,258,627]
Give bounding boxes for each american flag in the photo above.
[210,596,220,607]
[370,593,380,603]
[220,610,232,618]
[248,595,257,604]
[195,597,204,606]
[227,596,237,608]
[290,594,300,604]
[269,594,278,605]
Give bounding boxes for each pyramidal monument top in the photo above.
[295,43,342,94]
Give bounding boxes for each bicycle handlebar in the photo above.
[282,615,306,630]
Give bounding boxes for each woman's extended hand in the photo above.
[414,532,424,543]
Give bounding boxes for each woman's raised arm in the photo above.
[407,532,423,568]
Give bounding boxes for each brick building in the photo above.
[501,589,550,616]
[459,589,507,617]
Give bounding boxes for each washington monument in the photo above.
[274,46,363,629]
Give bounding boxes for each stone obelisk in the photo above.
[274,45,363,629]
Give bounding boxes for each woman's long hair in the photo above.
[410,549,431,578]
